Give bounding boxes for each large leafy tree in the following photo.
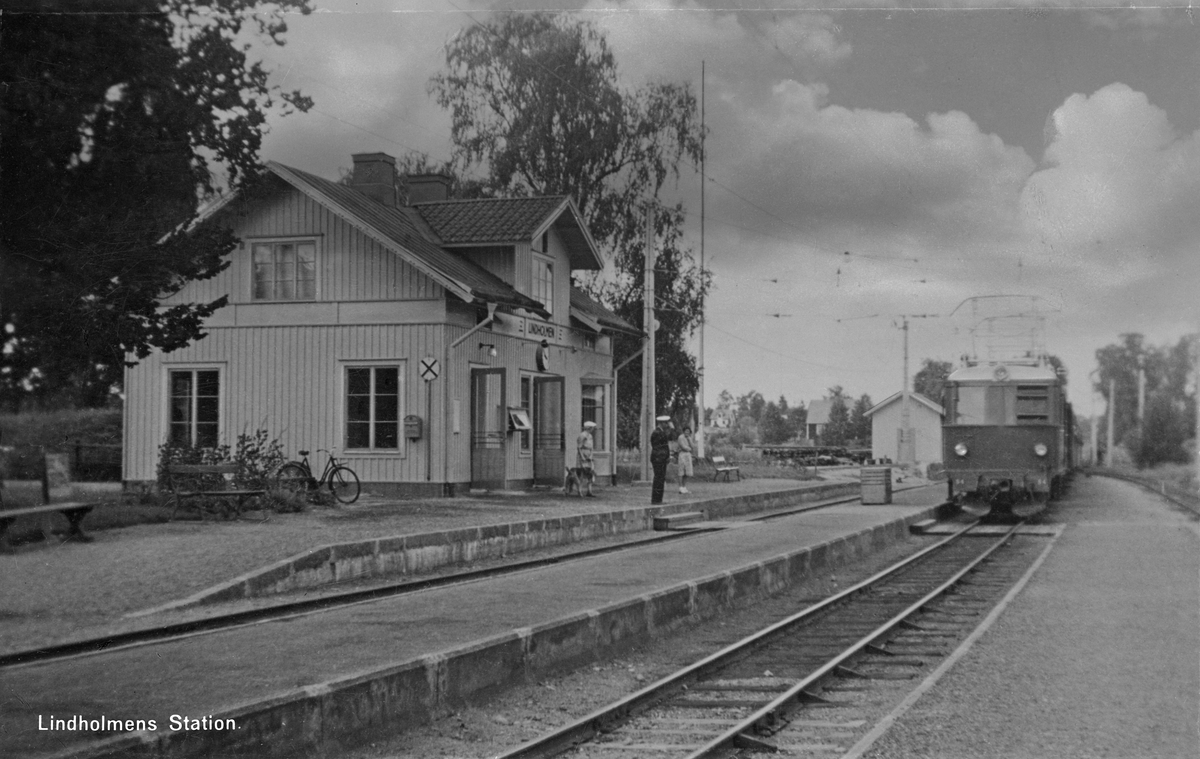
[430,12,709,447]
[1,2,312,410]
[913,359,953,405]
[1095,333,1196,467]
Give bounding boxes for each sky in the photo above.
[241,1,1199,415]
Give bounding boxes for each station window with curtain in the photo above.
[169,369,220,448]
[252,240,316,300]
[581,382,608,451]
[533,257,553,315]
[345,365,402,451]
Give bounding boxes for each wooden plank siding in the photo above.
[123,324,452,486]
[162,184,444,308]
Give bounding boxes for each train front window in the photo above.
[955,385,1008,424]
[1016,385,1050,422]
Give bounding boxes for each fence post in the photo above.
[40,445,50,504]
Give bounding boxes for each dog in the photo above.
[563,466,595,497]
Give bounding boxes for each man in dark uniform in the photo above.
[650,415,673,504]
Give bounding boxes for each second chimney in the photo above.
[407,173,452,204]
[350,152,397,207]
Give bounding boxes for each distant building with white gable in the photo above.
[864,392,944,466]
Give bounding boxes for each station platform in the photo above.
[3,479,949,759]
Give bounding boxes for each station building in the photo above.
[122,152,639,495]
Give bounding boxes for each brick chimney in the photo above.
[407,173,452,204]
[350,152,397,207]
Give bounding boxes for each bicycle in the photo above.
[275,449,361,504]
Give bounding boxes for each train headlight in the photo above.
[1033,443,1048,457]
[954,442,969,457]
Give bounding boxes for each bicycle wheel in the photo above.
[275,463,311,498]
[328,465,360,504]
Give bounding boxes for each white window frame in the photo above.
[164,364,225,449]
[341,360,406,456]
[516,373,534,456]
[250,237,319,302]
[532,254,554,316]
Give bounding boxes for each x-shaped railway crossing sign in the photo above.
[419,357,440,382]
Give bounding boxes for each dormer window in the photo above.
[533,256,553,315]
[253,241,316,301]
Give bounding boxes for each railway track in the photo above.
[0,486,938,670]
[493,519,1050,759]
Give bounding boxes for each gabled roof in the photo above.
[569,289,641,336]
[414,196,604,271]
[264,162,548,317]
[806,399,833,426]
[865,392,944,417]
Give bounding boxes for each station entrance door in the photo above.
[533,376,564,486]
[470,368,506,488]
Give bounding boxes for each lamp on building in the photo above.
[479,343,497,357]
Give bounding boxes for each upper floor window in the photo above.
[253,241,316,301]
[533,256,553,315]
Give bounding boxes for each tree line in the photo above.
[1094,333,1197,468]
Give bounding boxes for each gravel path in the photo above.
[0,478,818,651]
[861,474,1200,759]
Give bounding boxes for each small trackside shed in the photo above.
[123,152,640,496]
[864,391,945,467]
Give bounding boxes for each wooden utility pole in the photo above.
[1107,378,1116,466]
[696,60,706,460]
[639,205,656,482]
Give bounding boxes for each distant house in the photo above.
[864,392,944,466]
[805,399,832,441]
[710,407,735,429]
[123,152,639,495]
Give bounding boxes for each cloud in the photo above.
[1021,83,1200,277]
[715,79,1034,257]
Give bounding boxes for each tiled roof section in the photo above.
[267,162,547,316]
[414,196,568,244]
[569,289,641,336]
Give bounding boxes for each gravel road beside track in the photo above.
[861,475,1200,759]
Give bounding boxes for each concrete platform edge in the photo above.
[143,482,861,614]
[56,501,952,759]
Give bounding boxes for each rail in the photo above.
[492,520,1009,759]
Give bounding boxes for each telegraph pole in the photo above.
[898,314,935,466]
[639,205,656,482]
[1107,378,1115,467]
[696,60,706,460]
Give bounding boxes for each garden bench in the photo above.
[711,455,741,482]
[0,502,96,547]
[165,463,266,521]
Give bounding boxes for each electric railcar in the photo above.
[942,361,1075,519]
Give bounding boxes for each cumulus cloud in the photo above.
[1020,83,1200,275]
[716,79,1034,256]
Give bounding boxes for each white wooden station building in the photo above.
[123,152,639,495]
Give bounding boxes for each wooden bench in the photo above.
[0,502,96,547]
[165,463,267,521]
[711,455,741,482]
